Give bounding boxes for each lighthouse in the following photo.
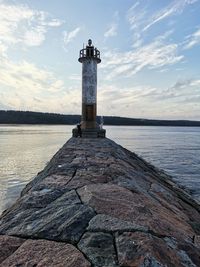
[73,39,106,138]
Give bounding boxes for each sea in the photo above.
[0,125,200,214]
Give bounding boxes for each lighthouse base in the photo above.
[72,128,106,138]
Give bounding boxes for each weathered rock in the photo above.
[40,173,74,185]
[29,173,75,192]
[78,232,118,267]
[0,207,39,233]
[87,214,148,233]
[193,235,200,247]
[65,171,111,190]
[48,189,81,207]
[0,137,200,266]
[0,235,25,264]
[110,174,150,194]
[0,239,91,267]
[0,203,95,244]
[77,183,194,239]
[17,187,65,209]
[115,232,199,267]
[177,240,200,266]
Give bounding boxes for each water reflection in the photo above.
[0,125,72,213]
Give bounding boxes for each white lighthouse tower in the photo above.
[73,39,106,138]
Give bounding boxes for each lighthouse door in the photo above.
[85,105,94,121]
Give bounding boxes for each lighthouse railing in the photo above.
[79,48,100,59]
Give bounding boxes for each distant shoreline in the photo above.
[0,110,200,127]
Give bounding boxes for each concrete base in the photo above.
[72,128,106,138]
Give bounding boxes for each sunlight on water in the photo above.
[0,125,200,214]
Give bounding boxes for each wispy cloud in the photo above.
[0,1,69,112]
[104,11,119,39]
[143,0,198,32]
[169,78,200,93]
[126,3,146,47]
[0,85,82,114]
[0,41,7,56]
[68,74,81,81]
[0,3,63,50]
[126,0,198,48]
[97,78,200,119]
[0,57,82,113]
[148,78,200,109]
[0,58,65,94]
[104,24,118,38]
[96,87,158,119]
[101,38,183,80]
[184,28,200,49]
[23,27,46,47]
[63,27,81,47]
[127,3,146,31]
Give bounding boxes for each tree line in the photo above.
[0,110,200,126]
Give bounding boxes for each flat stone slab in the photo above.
[0,137,200,266]
[0,239,91,267]
[116,232,200,267]
[77,183,194,239]
[0,203,95,244]
[0,235,25,264]
[0,190,95,244]
[87,214,148,233]
[78,232,118,267]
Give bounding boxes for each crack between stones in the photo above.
[72,168,77,178]
[1,233,71,244]
[73,191,98,245]
[148,191,179,216]
[76,243,94,267]
[75,189,84,205]
[85,228,169,240]
[112,233,119,266]
[59,168,77,189]
[1,233,95,267]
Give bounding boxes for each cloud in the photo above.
[23,27,46,46]
[0,41,7,56]
[44,19,63,27]
[0,58,65,94]
[97,78,200,119]
[184,28,200,49]
[127,3,146,31]
[104,11,119,39]
[143,0,198,32]
[0,57,81,113]
[63,27,81,47]
[126,3,147,47]
[0,85,82,114]
[126,0,197,48]
[104,24,118,38]
[170,78,200,92]
[68,74,81,81]
[150,79,200,106]
[101,39,183,80]
[97,85,163,118]
[0,2,63,51]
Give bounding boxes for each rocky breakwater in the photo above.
[0,137,200,267]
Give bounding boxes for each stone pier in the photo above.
[0,138,200,266]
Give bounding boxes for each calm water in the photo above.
[0,125,200,214]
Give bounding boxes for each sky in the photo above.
[0,0,200,120]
